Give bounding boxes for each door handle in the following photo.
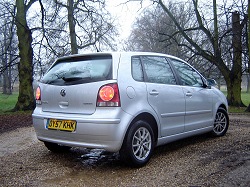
[149,90,159,96]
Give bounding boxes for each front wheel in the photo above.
[120,120,155,167]
[211,107,229,137]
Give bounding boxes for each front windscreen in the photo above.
[41,55,112,85]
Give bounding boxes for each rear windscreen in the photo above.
[41,55,112,85]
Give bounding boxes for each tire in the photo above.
[211,107,229,137]
[44,141,71,153]
[120,120,155,167]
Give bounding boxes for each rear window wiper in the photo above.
[62,76,91,82]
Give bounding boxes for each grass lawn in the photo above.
[242,92,250,106]
[222,91,250,106]
[222,91,250,113]
[0,92,19,113]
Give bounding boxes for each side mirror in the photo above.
[206,78,217,87]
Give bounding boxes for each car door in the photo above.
[169,58,213,132]
[138,56,186,137]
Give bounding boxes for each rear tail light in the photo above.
[97,83,121,107]
[35,87,41,105]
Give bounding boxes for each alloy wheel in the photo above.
[132,127,152,161]
[213,111,227,134]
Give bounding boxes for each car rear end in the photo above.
[32,52,132,152]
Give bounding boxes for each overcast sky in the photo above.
[106,0,152,40]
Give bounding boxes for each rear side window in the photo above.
[131,57,144,81]
[131,56,176,84]
[41,55,112,85]
[142,56,176,85]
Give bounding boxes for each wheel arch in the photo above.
[128,112,159,144]
[218,104,228,112]
[119,112,158,167]
[213,103,228,122]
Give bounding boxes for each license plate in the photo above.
[47,119,77,132]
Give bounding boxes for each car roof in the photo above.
[56,52,185,63]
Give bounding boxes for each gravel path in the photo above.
[0,114,249,187]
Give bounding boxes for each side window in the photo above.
[131,57,144,81]
[141,56,176,85]
[170,58,203,87]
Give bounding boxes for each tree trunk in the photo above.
[14,0,35,111]
[2,21,12,95]
[7,50,13,95]
[246,104,250,112]
[225,73,244,106]
[247,74,250,93]
[2,55,11,95]
[158,1,244,107]
[2,65,8,94]
[247,0,250,93]
[68,0,78,54]
[227,12,244,106]
[2,45,7,94]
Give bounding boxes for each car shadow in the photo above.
[45,133,217,170]
[153,133,214,158]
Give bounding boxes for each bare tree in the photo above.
[30,0,118,78]
[157,0,247,106]
[0,3,18,95]
[53,0,118,54]
[0,0,119,111]
[1,21,12,95]
[126,0,247,106]
[125,4,187,55]
[125,2,221,78]
[14,0,37,111]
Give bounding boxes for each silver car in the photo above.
[32,52,229,167]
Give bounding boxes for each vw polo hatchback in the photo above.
[32,52,229,167]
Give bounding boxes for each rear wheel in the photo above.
[211,107,229,137]
[120,120,155,167]
[44,142,71,153]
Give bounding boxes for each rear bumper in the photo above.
[32,107,132,152]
